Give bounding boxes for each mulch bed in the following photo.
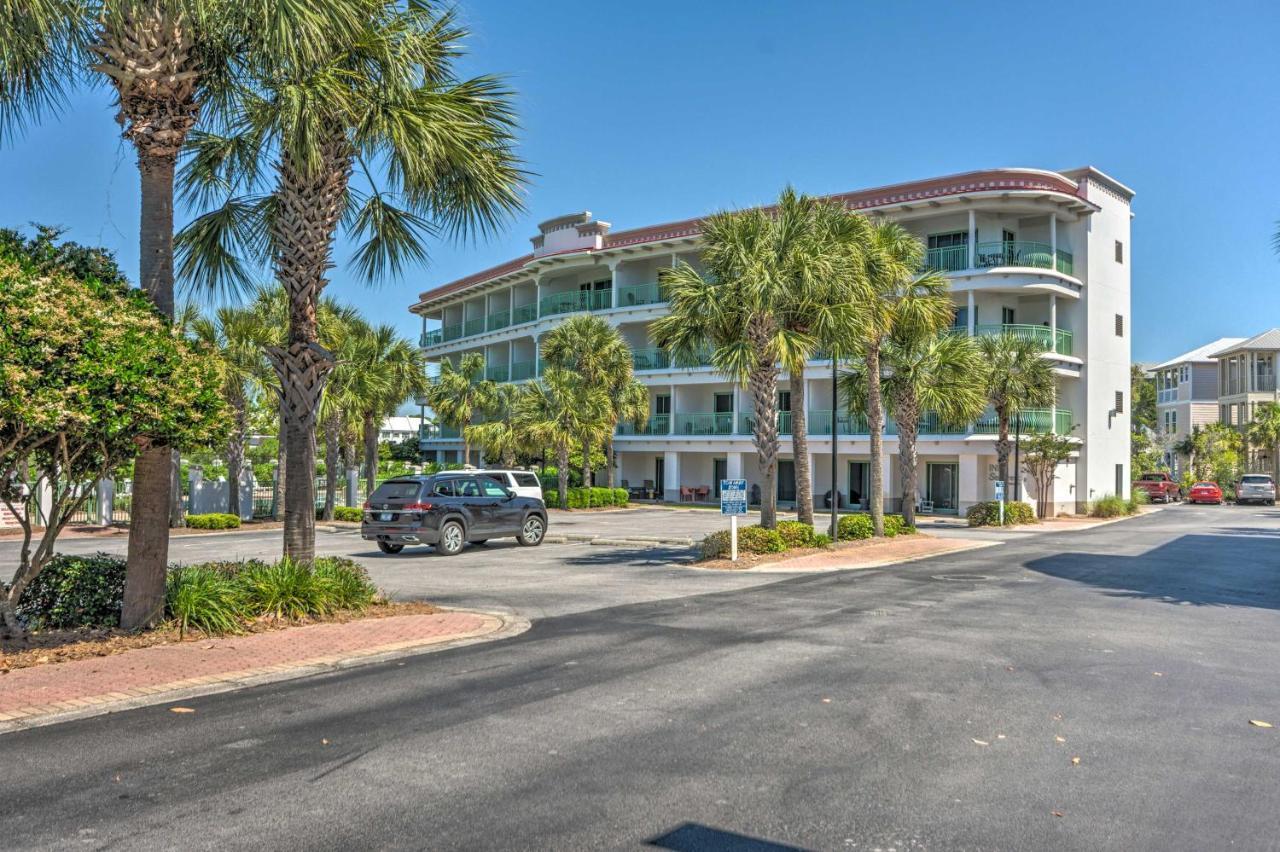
[697,533,942,571]
[0,600,441,673]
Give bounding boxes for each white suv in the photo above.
[1236,474,1276,506]
[476,469,545,501]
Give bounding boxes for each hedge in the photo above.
[15,552,126,629]
[185,513,241,530]
[1089,492,1144,518]
[776,520,816,549]
[836,513,916,539]
[332,506,363,523]
[561,487,629,509]
[966,501,1036,527]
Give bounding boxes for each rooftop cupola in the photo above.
[530,211,610,257]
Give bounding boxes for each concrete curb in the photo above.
[684,538,1002,574]
[0,609,529,736]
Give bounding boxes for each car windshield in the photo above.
[370,481,421,500]
[1193,482,1216,489]
[1241,475,1273,484]
[1139,474,1166,481]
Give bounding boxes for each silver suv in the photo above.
[1236,474,1277,506]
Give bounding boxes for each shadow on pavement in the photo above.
[647,822,810,852]
[1025,532,1280,609]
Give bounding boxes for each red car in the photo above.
[1186,482,1223,505]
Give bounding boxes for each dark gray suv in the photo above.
[361,473,548,555]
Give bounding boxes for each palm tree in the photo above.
[841,220,953,535]
[1,0,366,628]
[514,368,610,510]
[654,191,849,528]
[177,3,524,560]
[1247,402,1280,482]
[186,303,265,518]
[317,310,375,519]
[349,323,427,495]
[540,315,648,487]
[979,333,1057,486]
[466,383,526,468]
[426,353,495,467]
[842,330,987,526]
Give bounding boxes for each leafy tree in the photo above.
[540,315,648,487]
[979,333,1057,485]
[349,324,426,495]
[514,369,610,510]
[0,249,223,633]
[1021,430,1079,519]
[466,383,528,469]
[1,0,366,627]
[1247,402,1280,482]
[1131,364,1157,434]
[1187,423,1243,487]
[842,330,987,526]
[177,2,523,561]
[427,353,495,467]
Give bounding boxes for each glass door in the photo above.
[655,457,665,497]
[777,461,796,503]
[848,461,870,509]
[925,463,958,512]
[713,459,727,497]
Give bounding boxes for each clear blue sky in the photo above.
[2,0,1277,364]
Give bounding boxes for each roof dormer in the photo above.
[531,211,611,256]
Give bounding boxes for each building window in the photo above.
[1115,240,1124,263]
[1115,314,1124,337]
[1115,391,1124,414]
[1002,307,1016,325]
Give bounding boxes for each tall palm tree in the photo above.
[654,191,849,528]
[1247,401,1280,482]
[427,353,494,467]
[840,220,953,535]
[979,333,1057,486]
[540,315,647,487]
[842,330,987,526]
[178,3,524,560]
[317,310,374,519]
[514,368,610,510]
[349,323,427,495]
[1,0,367,628]
[186,303,265,518]
[466,383,526,468]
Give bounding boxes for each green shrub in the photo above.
[236,558,331,620]
[810,533,832,548]
[311,557,378,610]
[166,566,247,637]
[332,506,363,523]
[562,486,629,509]
[699,524,786,559]
[838,513,874,540]
[16,552,126,629]
[1089,494,1137,518]
[185,513,241,530]
[700,529,731,559]
[883,515,916,537]
[776,520,816,549]
[966,501,1036,527]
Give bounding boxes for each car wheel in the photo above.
[517,514,545,547]
[436,520,465,556]
[377,541,404,554]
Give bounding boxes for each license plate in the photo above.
[379,512,393,522]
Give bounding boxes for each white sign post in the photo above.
[994,480,1006,525]
[720,478,748,561]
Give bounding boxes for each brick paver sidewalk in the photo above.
[0,611,499,723]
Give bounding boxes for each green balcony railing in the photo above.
[674,412,735,436]
[510,360,536,381]
[441,322,463,342]
[1055,408,1074,435]
[964,323,1073,356]
[485,364,508,383]
[1055,249,1073,276]
[616,414,670,436]
[486,309,510,331]
[924,244,968,272]
[918,412,969,434]
[1055,328,1073,356]
[616,282,665,308]
[511,302,537,325]
[632,348,671,371]
[972,408,1070,435]
[463,317,485,337]
[539,288,612,318]
[420,329,443,347]
[974,241,1073,274]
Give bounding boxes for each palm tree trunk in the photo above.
[323,414,339,521]
[898,401,920,528]
[122,155,178,630]
[791,361,813,525]
[557,443,569,509]
[749,361,780,530]
[226,390,247,519]
[363,411,378,496]
[462,425,471,468]
[606,440,616,488]
[582,438,592,488]
[866,342,885,537]
[996,406,1012,485]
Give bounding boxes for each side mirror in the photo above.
[503,488,516,500]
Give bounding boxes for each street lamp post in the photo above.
[1014,410,1022,502]
[831,354,839,541]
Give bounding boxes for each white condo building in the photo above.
[411,167,1133,515]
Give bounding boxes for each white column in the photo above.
[534,274,543,319]
[1049,294,1058,353]
[967,209,976,269]
[806,452,816,508]
[663,451,681,503]
[958,453,980,510]
[726,451,743,480]
[96,479,114,526]
[967,289,976,335]
[732,384,740,435]
[507,340,513,379]
[880,452,893,513]
[669,384,676,434]
[609,260,620,308]
[1049,215,1057,262]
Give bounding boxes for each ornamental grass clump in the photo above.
[166,566,247,638]
[311,557,378,610]
[236,558,332,620]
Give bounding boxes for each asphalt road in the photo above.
[4,504,1280,850]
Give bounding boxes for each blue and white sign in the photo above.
[994,480,1006,501]
[720,478,748,515]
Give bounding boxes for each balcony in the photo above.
[442,322,464,342]
[617,414,670,436]
[539,289,612,318]
[955,323,1074,357]
[420,329,443,347]
[463,317,485,337]
[616,282,665,308]
[418,423,461,443]
[673,412,736,436]
[510,360,536,381]
[512,303,537,325]
[972,408,1071,435]
[486,309,510,332]
[927,241,1074,276]
[484,364,508,383]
